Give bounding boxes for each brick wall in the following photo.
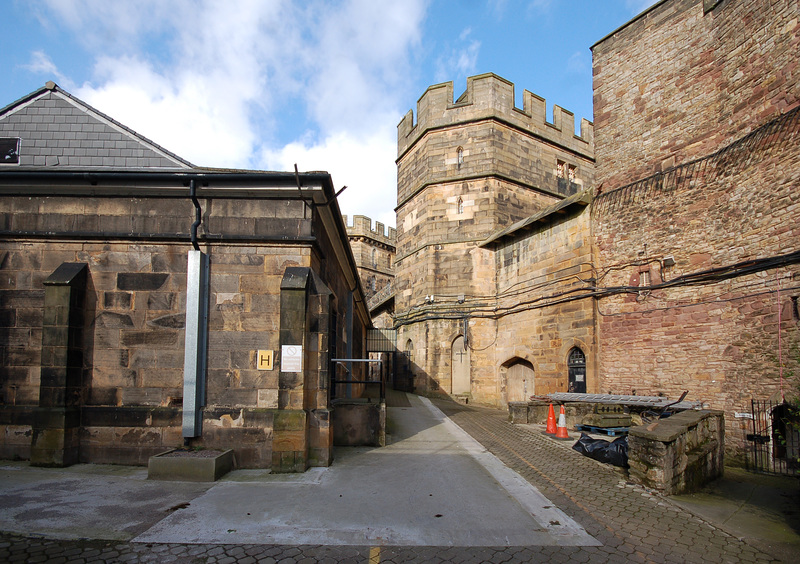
[592,0,800,190]
[592,0,800,456]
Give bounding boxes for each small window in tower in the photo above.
[568,165,577,183]
[372,248,377,267]
[457,147,464,168]
[457,197,464,214]
[556,160,565,179]
[1,138,20,164]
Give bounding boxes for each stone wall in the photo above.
[592,0,800,190]
[0,191,363,469]
[493,203,595,400]
[591,0,800,457]
[395,74,595,404]
[344,215,394,303]
[628,410,725,495]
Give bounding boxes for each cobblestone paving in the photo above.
[0,399,783,563]
[431,399,781,564]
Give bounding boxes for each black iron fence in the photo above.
[746,399,799,476]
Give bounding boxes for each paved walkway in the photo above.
[0,393,795,563]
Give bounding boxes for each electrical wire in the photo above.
[393,249,800,327]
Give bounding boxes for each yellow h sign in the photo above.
[257,350,274,370]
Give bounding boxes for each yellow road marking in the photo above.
[369,546,380,563]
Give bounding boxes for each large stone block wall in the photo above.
[494,205,596,400]
[592,0,800,190]
[398,73,593,162]
[628,410,725,495]
[0,193,352,468]
[591,0,800,457]
[593,108,800,455]
[395,73,597,405]
[343,215,395,304]
[397,118,592,215]
[344,215,396,247]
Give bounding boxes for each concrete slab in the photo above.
[134,394,598,546]
[0,463,211,540]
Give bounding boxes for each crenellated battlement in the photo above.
[397,73,593,159]
[344,215,396,246]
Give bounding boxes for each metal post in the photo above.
[345,291,353,399]
[182,250,209,439]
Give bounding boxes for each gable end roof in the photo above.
[0,82,193,170]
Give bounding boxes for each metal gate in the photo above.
[365,329,410,392]
[746,399,799,476]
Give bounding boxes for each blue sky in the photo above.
[1,0,658,227]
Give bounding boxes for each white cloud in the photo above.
[75,57,256,168]
[26,0,431,225]
[435,28,481,84]
[23,51,71,86]
[261,128,398,229]
[565,51,590,76]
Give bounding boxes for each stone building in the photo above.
[0,83,371,471]
[394,73,595,403]
[344,214,395,329]
[394,0,799,459]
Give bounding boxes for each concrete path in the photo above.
[0,392,797,563]
[134,395,594,546]
[0,393,594,549]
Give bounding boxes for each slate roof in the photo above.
[0,82,193,170]
[479,189,593,247]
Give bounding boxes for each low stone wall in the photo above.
[628,410,724,495]
[332,400,386,447]
[508,401,595,429]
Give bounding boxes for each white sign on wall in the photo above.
[281,345,303,372]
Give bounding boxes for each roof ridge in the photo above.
[50,83,195,168]
[1,82,195,169]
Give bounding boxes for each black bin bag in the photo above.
[572,433,628,468]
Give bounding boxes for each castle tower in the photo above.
[394,73,594,401]
[344,215,395,329]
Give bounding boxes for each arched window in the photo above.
[567,347,586,393]
[371,248,377,267]
[457,197,464,214]
[457,146,464,168]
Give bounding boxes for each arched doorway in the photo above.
[451,336,470,395]
[568,347,586,393]
[402,339,414,392]
[505,359,534,402]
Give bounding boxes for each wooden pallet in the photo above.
[575,424,629,437]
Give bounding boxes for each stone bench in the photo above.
[628,410,724,495]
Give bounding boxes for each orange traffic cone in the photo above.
[545,403,557,435]
[555,405,571,440]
